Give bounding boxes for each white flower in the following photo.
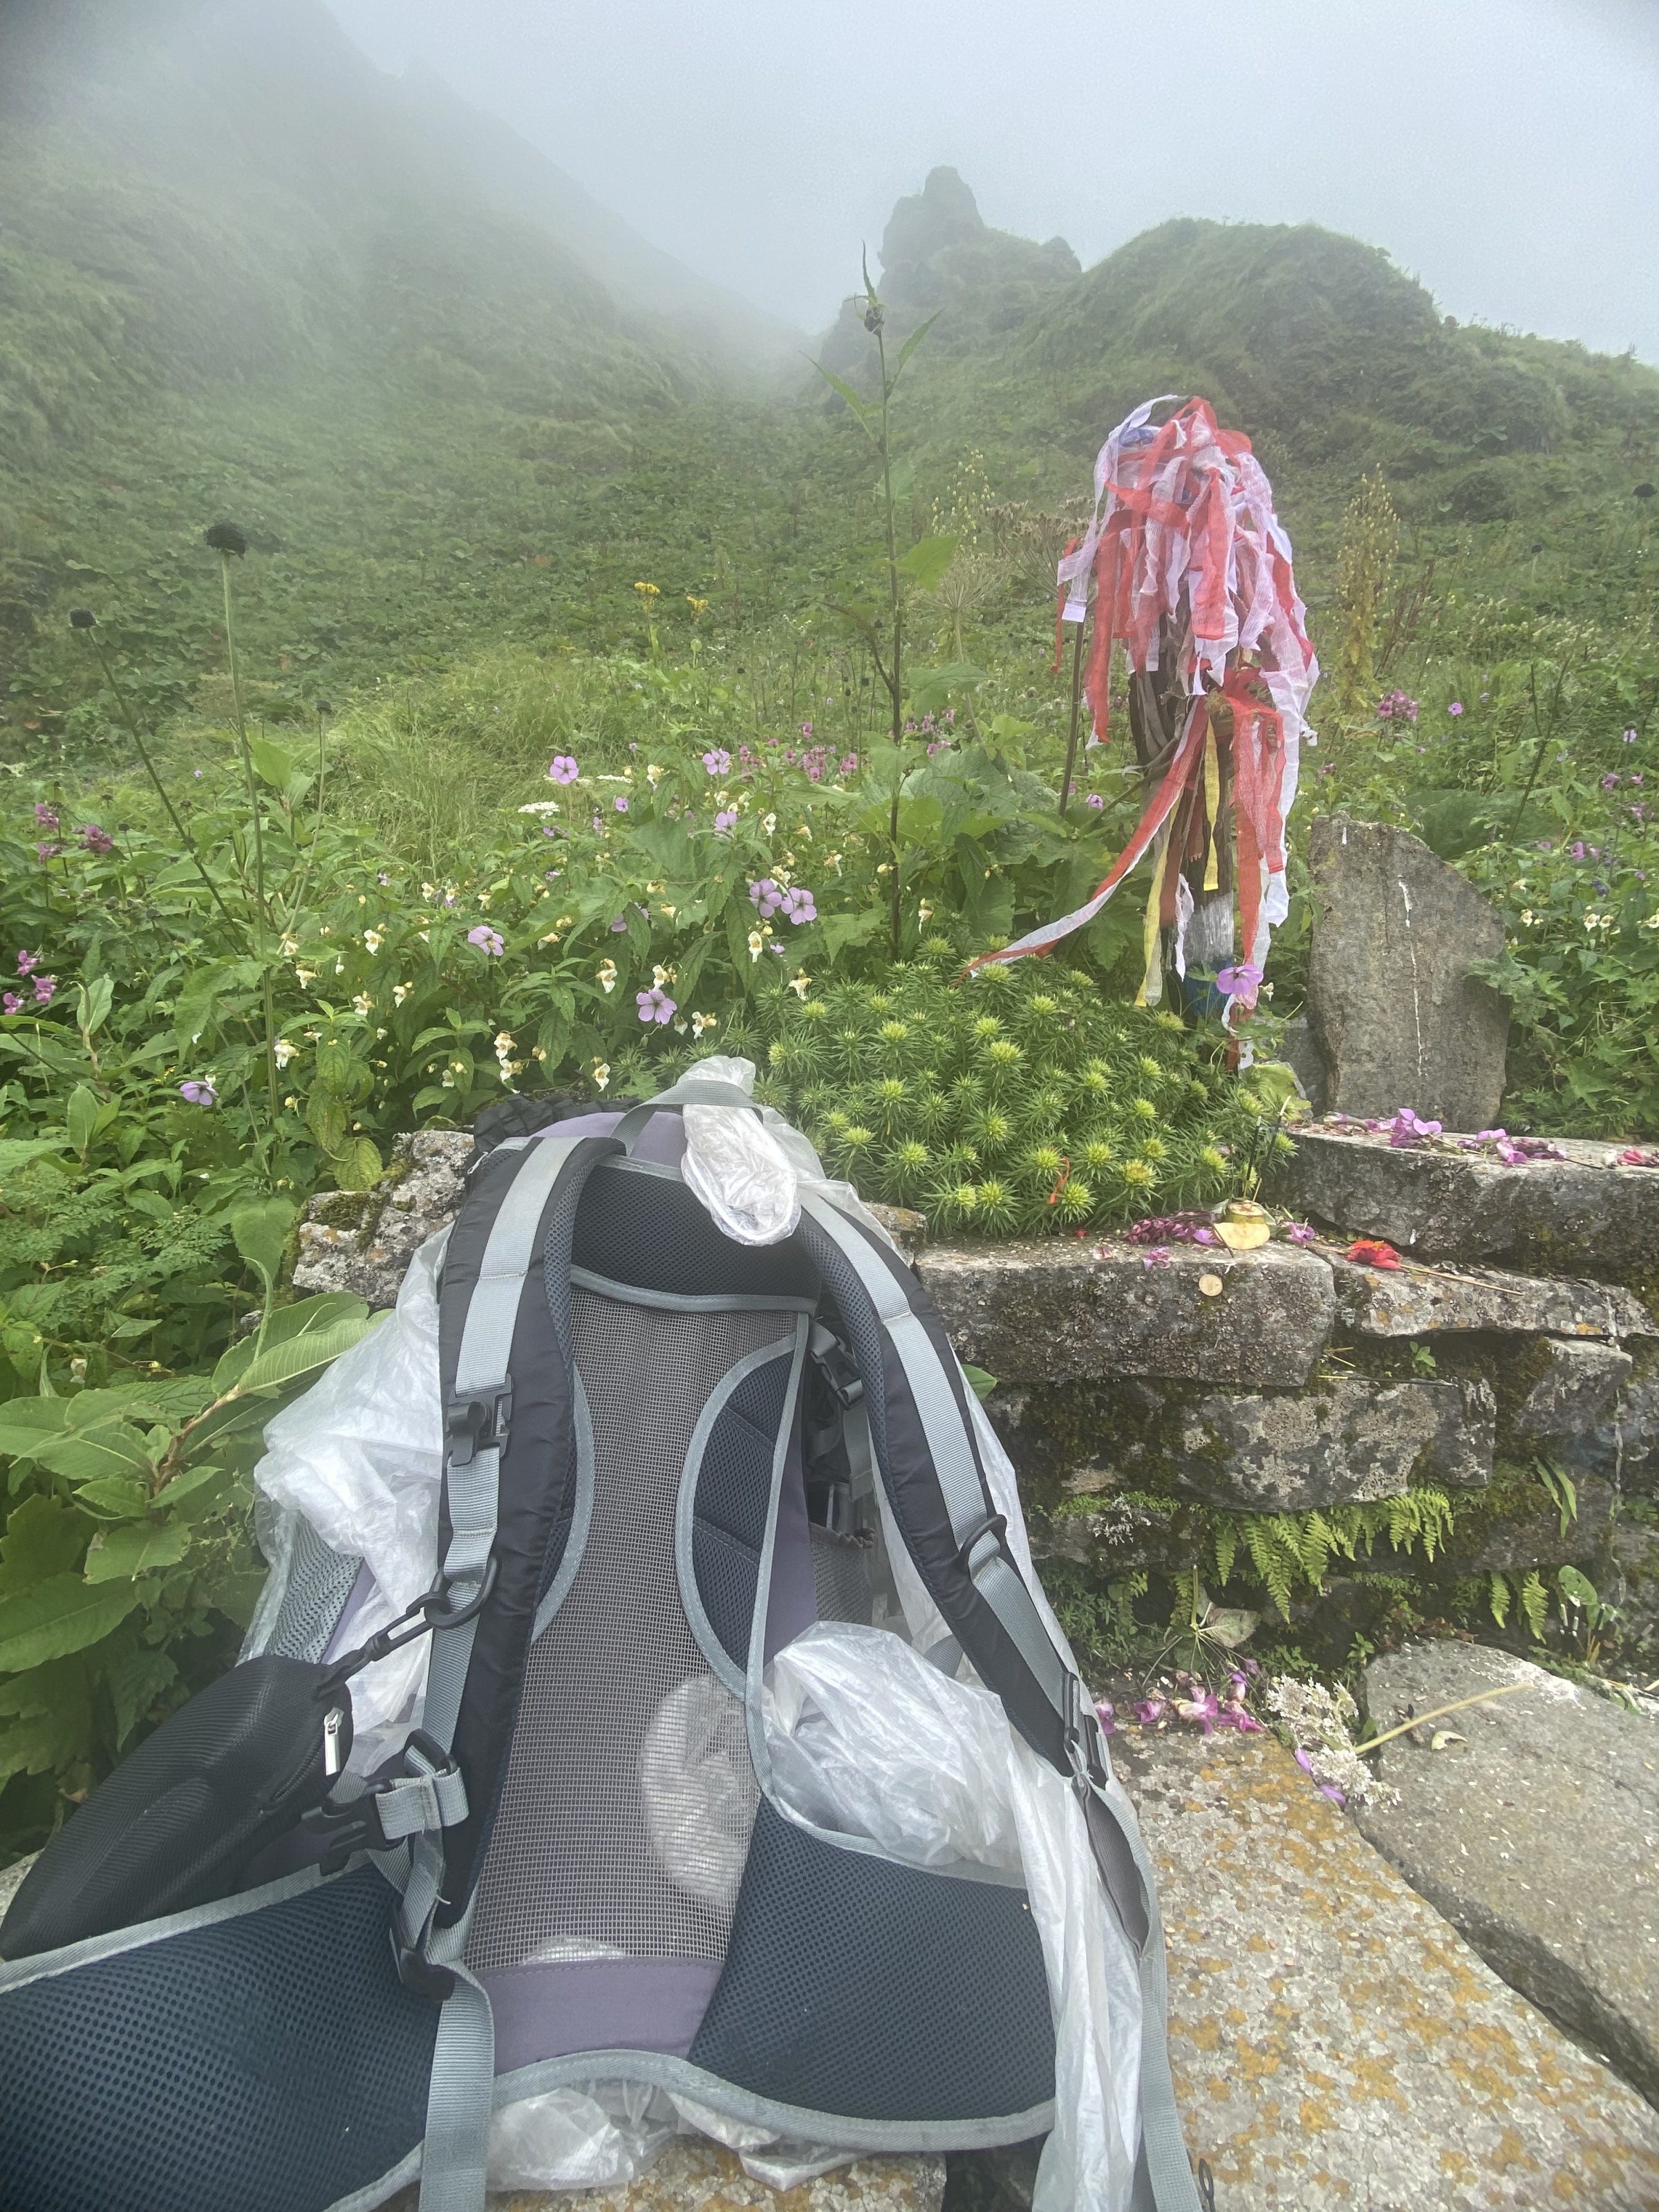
[788,970,812,1000]
[494,1031,514,1054]
[826,851,843,874]
[517,800,561,815]
[592,1060,610,1091]
[918,901,933,924]
[748,929,765,963]
[353,993,373,1015]
[279,933,299,957]
[598,959,618,993]
[1521,909,1536,926]
[362,929,383,954]
[295,967,316,988]
[672,1018,687,1035]
[273,1037,297,1069]
[646,763,664,787]
[393,982,410,1004]
[1644,912,1659,932]
[691,1011,717,1037]
[762,812,777,835]
[652,964,676,988]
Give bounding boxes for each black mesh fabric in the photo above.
[574,1165,818,1300]
[0,1867,437,2212]
[809,1526,874,1624]
[688,1799,1055,2123]
[691,1355,789,1667]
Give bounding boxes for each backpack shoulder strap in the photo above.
[797,1192,1202,2212]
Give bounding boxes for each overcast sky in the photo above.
[328,0,1659,362]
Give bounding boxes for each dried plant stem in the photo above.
[1356,1678,1530,1756]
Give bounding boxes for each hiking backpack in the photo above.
[0,1076,1201,2212]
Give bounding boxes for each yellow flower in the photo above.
[686,596,709,619]
[634,580,660,598]
[788,970,812,1000]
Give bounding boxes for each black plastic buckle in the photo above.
[1062,1671,1111,1793]
[396,1942,458,2004]
[321,1556,498,1691]
[446,1382,512,1469]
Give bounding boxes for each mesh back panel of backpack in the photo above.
[465,1288,787,1974]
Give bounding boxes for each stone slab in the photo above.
[1271,1124,1659,1279]
[1305,814,1510,1130]
[1114,1725,1659,2210]
[1515,1337,1634,1441]
[917,1241,1335,1390]
[388,2142,941,2211]
[1328,1252,1657,1341]
[1357,1641,1659,2110]
[0,1850,33,1923]
[1000,1369,1493,1515]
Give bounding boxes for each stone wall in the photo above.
[294,1122,1659,1662]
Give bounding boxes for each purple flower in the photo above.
[378,872,390,885]
[1600,772,1620,791]
[1140,1246,1172,1269]
[1624,729,1638,743]
[178,1079,218,1107]
[32,803,59,830]
[749,877,782,918]
[36,843,59,863]
[609,915,628,933]
[702,748,731,775]
[1134,1697,1168,1727]
[15,950,41,977]
[1215,961,1264,999]
[713,808,738,834]
[840,753,859,775]
[614,796,629,814]
[194,769,204,780]
[1293,1748,1345,1806]
[636,986,675,1025]
[79,824,113,856]
[1569,840,1587,860]
[1630,773,1644,787]
[1086,793,1105,809]
[1285,1221,1317,1244]
[1,993,19,1016]
[467,925,505,957]
[547,756,579,784]
[800,720,814,739]
[1094,1699,1116,1736]
[780,885,816,924]
[32,975,55,1006]
[1447,701,1464,718]
[1388,1107,1442,1147]
[1192,1226,1220,1246]
[1377,689,1418,724]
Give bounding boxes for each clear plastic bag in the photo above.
[681,1053,902,1250]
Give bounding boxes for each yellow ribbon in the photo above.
[1135,825,1173,1008]
[1202,721,1222,892]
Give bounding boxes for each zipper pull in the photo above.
[322,1706,346,1781]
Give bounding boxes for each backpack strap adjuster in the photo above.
[445,1383,513,1469]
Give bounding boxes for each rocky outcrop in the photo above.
[1357,1642,1659,2108]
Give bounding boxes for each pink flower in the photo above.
[1140,1246,1172,1269]
[1447,700,1464,717]
[702,749,731,775]
[1600,772,1620,791]
[15,950,41,977]
[1172,1687,1221,1733]
[614,796,629,813]
[1134,1697,1168,1727]
[32,803,59,830]
[713,809,738,834]
[800,721,814,739]
[547,756,579,784]
[1388,1107,1442,1147]
[1619,1147,1659,1168]
[1215,962,1264,1000]
[467,925,505,957]
[79,824,114,855]
[31,975,55,1006]
[1,994,19,1016]
[1284,1221,1317,1244]
[1094,1699,1116,1737]
[37,843,59,862]
[840,753,859,775]
[636,986,675,1025]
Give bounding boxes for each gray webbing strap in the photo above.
[374,1747,469,1845]
[799,1197,1068,1710]
[405,1133,587,2212]
[802,1197,1201,2212]
[615,1076,761,1148]
[416,1918,494,2212]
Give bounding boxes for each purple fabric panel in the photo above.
[764,1419,817,1662]
[485,1957,722,2073]
[550,1108,686,1169]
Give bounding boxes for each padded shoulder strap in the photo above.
[798,1194,1202,2212]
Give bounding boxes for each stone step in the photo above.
[1356,1641,1659,2110]
[1114,1726,1659,2210]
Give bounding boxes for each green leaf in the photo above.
[810,360,877,437]
[0,1575,142,1674]
[894,313,939,379]
[909,662,988,717]
[156,1461,235,1521]
[248,735,297,789]
[315,1041,353,1091]
[257,1293,371,1347]
[83,1521,190,1584]
[815,909,885,962]
[333,1136,384,1193]
[231,1196,297,1293]
[896,536,958,593]
[0,1711,68,1783]
[0,1137,69,1181]
[106,1640,179,1749]
[234,1311,386,1396]
[306,1088,349,1155]
[75,975,115,1040]
[35,1423,156,1484]
[0,1399,71,1459]
[71,1477,152,1522]
[66,1084,101,1154]
[0,1495,89,1589]
[962,1365,997,1400]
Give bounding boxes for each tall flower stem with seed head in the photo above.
[207,526,281,1119]
[71,614,238,931]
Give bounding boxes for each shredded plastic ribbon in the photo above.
[971,396,1318,1022]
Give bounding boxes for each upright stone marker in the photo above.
[1306,814,1510,1127]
